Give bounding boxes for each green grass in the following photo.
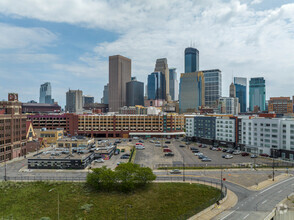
[0,182,220,220]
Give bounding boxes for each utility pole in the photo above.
[4,159,7,181]
[272,157,275,181]
[221,166,223,195]
[183,156,185,182]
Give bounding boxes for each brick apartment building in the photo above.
[268,97,293,114]
[0,93,27,162]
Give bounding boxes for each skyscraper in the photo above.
[101,83,109,104]
[229,82,236,98]
[39,82,54,104]
[234,77,247,112]
[179,71,205,113]
[109,55,131,112]
[65,89,83,113]
[203,69,222,107]
[147,72,166,100]
[82,95,94,107]
[154,58,170,101]
[126,77,144,106]
[249,77,266,111]
[169,68,179,101]
[185,47,199,73]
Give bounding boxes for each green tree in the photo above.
[134,167,156,187]
[98,166,117,192]
[86,168,102,190]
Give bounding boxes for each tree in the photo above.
[98,166,117,192]
[134,167,156,187]
[115,163,137,192]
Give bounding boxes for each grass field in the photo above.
[0,182,220,220]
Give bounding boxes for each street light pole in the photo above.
[272,157,275,181]
[221,166,223,195]
[183,156,185,182]
[49,188,60,220]
[4,159,7,181]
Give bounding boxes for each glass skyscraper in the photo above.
[234,77,247,112]
[147,72,166,100]
[249,77,266,111]
[169,68,179,101]
[179,71,205,113]
[203,69,222,107]
[185,47,199,73]
[39,82,54,104]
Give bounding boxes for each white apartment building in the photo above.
[185,117,195,137]
[280,120,294,159]
[216,118,235,143]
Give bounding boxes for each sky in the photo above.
[0,0,294,108]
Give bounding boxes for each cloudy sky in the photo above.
[0,0,294,108]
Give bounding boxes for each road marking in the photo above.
[258,177,294,195]
[243,213,250,219]
[261,200,267,205]
[278,190,282,193]
[219,210,236,220]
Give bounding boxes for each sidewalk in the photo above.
[248,173,292,191]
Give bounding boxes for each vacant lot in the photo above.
[0,182,220,220]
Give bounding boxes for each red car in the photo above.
[163,148,172,152]
[260,153,269,157]
[241,152,249,157]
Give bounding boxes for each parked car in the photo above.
[120,155,130,159]
[233,150,241,155]
[202,158,212,162]
[162,145,169,148]
[94,158,104,163]
[192,149,199,153]
[155,144,161,147]
[179,145,185,148]
[227,149,234,154]
[222,148,227,152]
[133,137,139,140]
[251,154,258,158]
[186,142,191,145]
[165,141,171,144]
[170,169,181,174]
[117,162,125,166]
[163,148,172,152]
[155,141,160,144]
[241,152,249,157]
[138,140,144,143]
[150,140,154,143]
[136,145,145,150]
[114,149,120,155]
[136,143,144,146]
[190,147,197,150]
[217,148,222,151]
[198,155,206,159]
[201,145,207,148]
[225,155,233,159]
[260,153,269,157]
[129,139,132,142]
[194,152,203,156]
[222,154,226,158]
[164,152,174,157]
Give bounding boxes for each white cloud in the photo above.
[1,0,294,101]
[251,0,263,5]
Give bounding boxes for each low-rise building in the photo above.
[215,118,235,147]
[35,128,64,144]
[268,97,293,114]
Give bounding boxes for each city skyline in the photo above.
[1,0,294,107]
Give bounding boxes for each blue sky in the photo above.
[1,0,294,108]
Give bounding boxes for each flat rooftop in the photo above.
[30,151,92,160]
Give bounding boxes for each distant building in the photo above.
[234,77,247,112]
[179,71,205,113]
[144,99,164,107]
[217,97,239,115]
[119,106,147,115]
[229,82,236,98]
[101,83,109,104]
[147,72,166,100]
[249,77,266,112]
[154,58,170,101]
[169,68,179,101]
[83,95,94,107]
[203,69,222,107]
[40,82,54,104]
[83,103,109,113]
[22,103,61,114]
[126,77,144,106]
[109,55,131,112]
[65,89,83,113]
[185,47,199,73]
[268,97,293,114]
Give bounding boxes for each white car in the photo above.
[94,158,104,163]
[170,169,181,174]
[233,151,241,155]
[135,146,145,150]
[194,152,203,156]
[225,155,233,159]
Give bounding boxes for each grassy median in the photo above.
[0,181,220,220]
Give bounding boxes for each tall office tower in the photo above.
[82,95,94,107]
[109,55,131,112]
[203,69,222,107]
[65,89,83,113]
[218,97,239,115]
[39,82,54,104]
[101,83,109,104]
[169,68,179,101]
[179,71,205,113]
[185,47,199,73]
[126,77,144,106]
[229,82,236,98]
[249,77,266,112]
[234,77,247,112]
[147,72,166,100]
[154,58,170,101]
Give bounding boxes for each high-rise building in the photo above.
[185,47,199,73]
[126,77,144,106]
[169,68,179,101]
[229,82,236,98]
[109,55,131,112]
[65,89,83,113]
[154,58,170,101]
[101,84,109,104]
[147,72,166,100]
[249,77,266,112]
[82,95,94,107]
[179,71,205,113]
[234,77,247,112]
[203,69,222,107]
[217,97,239,115]
[39,82,54,104]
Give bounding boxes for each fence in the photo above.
[3,176,86,182]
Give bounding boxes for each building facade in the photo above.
[39,82,54,104]
[268,97,293,114]
[185,47,199,73]
[179,71,205,113]
[66,89,83,113]
[218,97,239,115]
[154,58,170,101]
[22,103,61,114]
[126,77,144,106]
[169,68,179,101]
[249,77,266,112]
[109,55,132,112]
[229,83,236,98]
[101,83,109,104]
[234,77,247,112]
[203,69,222,107]
[147,72,166,100]
[215,118,235,146]
[83,95,94,107]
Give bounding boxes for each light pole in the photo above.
[272,157,275,181]
[49,188,60,220]
[183,156,185,182]
[220,167,223,196]
[125,204,132,220]
[4,159,7,181]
